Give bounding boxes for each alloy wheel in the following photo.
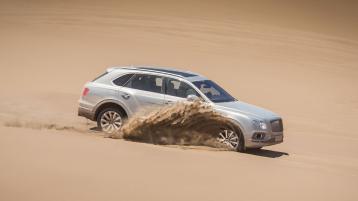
[217,129,239,149]
[100,111,122,133]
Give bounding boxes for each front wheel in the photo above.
[217,128,245,152]
[97,108,124,133]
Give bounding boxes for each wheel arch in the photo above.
[225,117,247,150]
[225,117,245,135]
[94,100,129,121]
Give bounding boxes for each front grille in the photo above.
[271,119,283,132]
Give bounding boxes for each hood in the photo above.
[214,101,280,120]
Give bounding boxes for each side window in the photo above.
[165,78,199,98]
[125,74,163,93]
[113,73,134,86]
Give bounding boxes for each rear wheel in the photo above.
[217,128,245,152]
[97,108,124,133]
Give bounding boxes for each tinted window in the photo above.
[165,78,199,98]
[113,73,134,86]
[192,80,236,103]
[125,74,163,93]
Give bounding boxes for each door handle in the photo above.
[165,100,173,104]
[121,93,130,100]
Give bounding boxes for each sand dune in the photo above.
[0,0,358,200]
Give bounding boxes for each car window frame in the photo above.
[123,73,165,94]
[111,73,135,87]
[163,76,204,100]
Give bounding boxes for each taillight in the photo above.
[82,87,90,97]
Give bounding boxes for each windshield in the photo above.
[192,80,236,103]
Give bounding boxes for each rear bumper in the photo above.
[78,106,95,121]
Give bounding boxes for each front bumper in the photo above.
[246,131,284,148]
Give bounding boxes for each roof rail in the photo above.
[107,66,198,78]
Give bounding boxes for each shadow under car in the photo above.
[245,148,289,158]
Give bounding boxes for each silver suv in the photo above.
[78,66,283,152]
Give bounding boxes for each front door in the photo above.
[164,77,201,104]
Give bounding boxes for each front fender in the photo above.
[215,108,254,142]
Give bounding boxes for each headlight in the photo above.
[252,120,267,130]
[259,121,267,130]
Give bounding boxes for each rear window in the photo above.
[92,72,108,82]
[113,73,134,86]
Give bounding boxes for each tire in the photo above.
[236,130,246,153]
[217,127,245,152]
[97,107,125,133]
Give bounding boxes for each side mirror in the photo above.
[186,94,200,102]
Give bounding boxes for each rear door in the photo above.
[119,73,165,113]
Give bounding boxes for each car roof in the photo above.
[107,66,205,80]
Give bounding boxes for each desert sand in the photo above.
[0,0,358,200]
